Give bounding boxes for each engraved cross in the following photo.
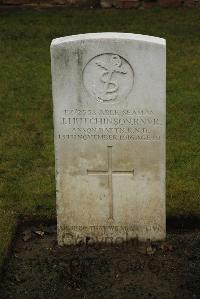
[87,146,134,220]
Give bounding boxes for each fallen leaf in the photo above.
[146,246,156,255]
[184,249,193,258]
[34,230,45,237]
[22,230,32,242]
[44,226,57,234]
[165,243,173,251]
[160,243,173,252]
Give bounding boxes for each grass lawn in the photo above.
[0,8,199,269]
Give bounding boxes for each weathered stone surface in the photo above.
[51,33,166,245]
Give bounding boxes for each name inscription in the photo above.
[57,108,162,142]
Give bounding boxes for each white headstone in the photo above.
[51,33,166,245]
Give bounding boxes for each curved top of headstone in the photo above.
[51,32,165,47]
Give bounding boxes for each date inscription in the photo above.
[57,108,162,142]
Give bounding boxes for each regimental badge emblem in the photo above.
[83,53,134,104]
